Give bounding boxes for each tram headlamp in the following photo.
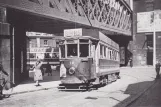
[68,67,76,75]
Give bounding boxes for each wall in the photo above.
[132,0,161,66]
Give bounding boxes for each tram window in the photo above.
[67,44,77,57]
[104,47,106,58]
[60,45,65,58]
[100,45,103,58]
[109,49,112,60]
[113,51,116,60]
[112,50,114,60]
[80,44,89,57]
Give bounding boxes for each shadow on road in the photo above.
[114,78,161,107]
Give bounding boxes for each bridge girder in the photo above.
[0,0,132,36]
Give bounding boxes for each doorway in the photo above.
[147,51,153,65]
[146,34,153,65]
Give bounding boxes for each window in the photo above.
[80,44,89,57]
[52,53,59,58]
[60,45,65,58]
[100,45,103,58]
[104,46,106,58]
[109,48,112,60]
[44,40,48,45]
[29,53,36,58]
[67,44,77,57]
[44,53,51,58]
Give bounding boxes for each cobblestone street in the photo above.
[0,67,159,107]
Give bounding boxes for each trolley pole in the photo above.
[153,11,156,67]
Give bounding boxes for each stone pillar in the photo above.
[14,26,27,84]
[0,6,11,88]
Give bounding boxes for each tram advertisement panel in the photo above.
[120,47,125,64]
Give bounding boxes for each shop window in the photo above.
[52,53,59,58]
[44,40,48,45]
[44,53,51,58]
[29,53,36,59]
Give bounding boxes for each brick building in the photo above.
[132,0,161,66]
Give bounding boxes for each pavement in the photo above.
[4,70,61,95]
[3,66,160,107]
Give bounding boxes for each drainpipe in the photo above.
[12,27,15,84]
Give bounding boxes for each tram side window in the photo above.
[80,44,89,57]
[67,44,77,57]
[109,48,112,60]
[100,45,103,58]
[104,46,106,58]
[60,45,65,58]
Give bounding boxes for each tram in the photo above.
[58,28,120,90]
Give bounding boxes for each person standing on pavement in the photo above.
[32,59,43,86]
[155,61,160,79]
[129,56,133,68]
[46,62,52,76]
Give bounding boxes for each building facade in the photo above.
[26,32,61,67]
[132,0,161,66]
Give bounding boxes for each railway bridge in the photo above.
[0,0,132,87]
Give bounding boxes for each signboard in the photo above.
[64,28,82,37]
[137,10,161,33]
[26,32,53,37]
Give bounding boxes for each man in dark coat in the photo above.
[155,61,160,79]
[46,62,52,76]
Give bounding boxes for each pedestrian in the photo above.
[155,61,160,79]
[46,62,52,76]
[32,59,43,86]
[129,56,133,68]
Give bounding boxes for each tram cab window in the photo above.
[60,45,65,58]
[80,44,89,57]
[67,44,77,57]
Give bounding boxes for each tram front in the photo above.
[58,29,98,90]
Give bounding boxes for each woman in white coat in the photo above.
[33,59,43,86]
